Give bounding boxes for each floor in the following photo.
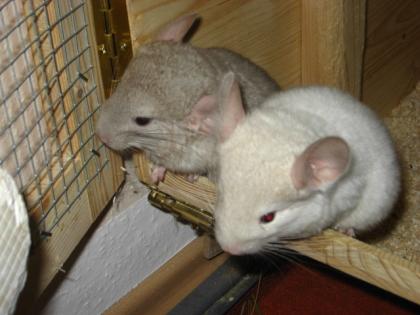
[227,257,419,315]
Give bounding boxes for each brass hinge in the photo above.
[140,180,215,235]
[92,0,133,98]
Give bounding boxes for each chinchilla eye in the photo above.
[134,117,152,126]
[260,212,276,224]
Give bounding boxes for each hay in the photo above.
[366,83,420,263]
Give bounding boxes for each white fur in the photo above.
[215,86,400,255]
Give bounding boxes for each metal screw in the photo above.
[98,44,107,55]
[120,41,128,51]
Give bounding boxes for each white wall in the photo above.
[41,188,196,315]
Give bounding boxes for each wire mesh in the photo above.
[0,0,109,244]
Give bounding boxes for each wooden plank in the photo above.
[83,0,124,219]
[361,0,420,116]
[301,0,366,97]
[287,229,420,304]
[158,173,216,212]
[104,236,229,315]
[28,189,93,295]
[126,0,301,90]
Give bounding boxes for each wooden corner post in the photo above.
[301,0,367,98]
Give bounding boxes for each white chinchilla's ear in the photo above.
[291,137,350,190]
[218,72,246,142]
[155,13,199,42]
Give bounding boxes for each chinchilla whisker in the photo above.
[261,249,300,266]
[257,252,283,271]
[263,246,302,258]
[262,247,320,277]
[263,245,302,258]
[262,248,312,271]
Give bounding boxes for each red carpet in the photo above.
[227,259,419,315]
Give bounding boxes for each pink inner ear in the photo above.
[218,72,246,142]
[291,137,350,190]
[185,95,218,134]
[155,13,198,42]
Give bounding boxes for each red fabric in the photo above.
[228,261,419,315]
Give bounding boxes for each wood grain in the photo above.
[301,0,366,97]
[127,0,301,88]
[287,229,420,304]
[84,0,124,220]
[362,0,420,116]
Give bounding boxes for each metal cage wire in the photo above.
[0,0,109,244]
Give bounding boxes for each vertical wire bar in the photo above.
[55,1,87,198]
[0,8,28,190]
[11,1,50,171]
[78,0,111,173]
[27,0,68,233]
[10,1,45,198]
[26,1,58,233]
[53,1,81,217]
[1,0,104,239]
[70,0,103,174]
[69,0,102,176]
[37,1,73,227]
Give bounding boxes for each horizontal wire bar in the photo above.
[37,158,108,239]
[0,64,94,140]
[0,23,87,77]
[1,83,98,189]
[0,0,13,12]
[36,132,107,227]
[2,0,110,240]
[0,1,84,43]
[0,45,90,111]
[20,100,101,204]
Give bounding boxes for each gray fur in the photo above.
[96,15,279,179]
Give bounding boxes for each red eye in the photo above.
[260,212,275,224]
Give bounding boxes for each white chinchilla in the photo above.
[214,72,400,255]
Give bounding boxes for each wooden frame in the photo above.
[13,1,124,295]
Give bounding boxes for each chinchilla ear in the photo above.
[155,13,199,42]
[291,137,350,190]
[185,95,218,134]
[217,72,246,142]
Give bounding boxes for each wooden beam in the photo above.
[287,229,420,305]
[301,0,366,98]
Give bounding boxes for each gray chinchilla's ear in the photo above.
[218,72,246,142]
[154,13,199,42]
[291,137,350,191]
[185,95,218,134]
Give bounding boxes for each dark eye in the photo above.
[260,212,276,224]
[134,117,152,126]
